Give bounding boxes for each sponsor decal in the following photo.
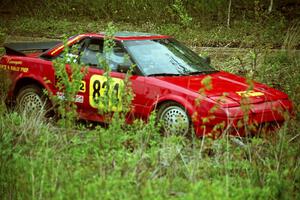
[0,64,28,72]
[56,92,84,103]
[8,60,22,65]
[236,90,264,97]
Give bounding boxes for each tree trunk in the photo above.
[227,0,232,28]
[268,0,273,13]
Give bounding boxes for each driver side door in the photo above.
[76,37,146,123]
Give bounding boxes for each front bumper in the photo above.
[193,99,293,137]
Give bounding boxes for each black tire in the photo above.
[157,102,191,136]
[16,84,52,116]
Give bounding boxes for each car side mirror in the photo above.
[203,56,211,65]
[117,63,131,73]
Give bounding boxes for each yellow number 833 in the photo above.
[89,75,124,112]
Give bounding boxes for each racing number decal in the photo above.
[79,81,86,92]
[89,75,124,111]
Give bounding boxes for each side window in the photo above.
[105,45,132,71]
[80,39,104,66]
[79,38,133,72]
[57,39,84,62]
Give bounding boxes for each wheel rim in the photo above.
[160,106,189,135]
[19,92,44,112]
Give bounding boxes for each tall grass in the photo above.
[0,104,299,199]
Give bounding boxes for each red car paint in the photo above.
[0,33,293,137]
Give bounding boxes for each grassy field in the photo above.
[1,1,300,199]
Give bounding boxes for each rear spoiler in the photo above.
[4,41,62,56]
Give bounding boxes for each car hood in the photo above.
[154,71,288,107]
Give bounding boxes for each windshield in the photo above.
[124,38,216,76]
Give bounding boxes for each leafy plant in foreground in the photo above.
[51,40,87,128]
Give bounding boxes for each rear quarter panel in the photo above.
[0,55,56,98]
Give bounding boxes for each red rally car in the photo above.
[0,32,293,137]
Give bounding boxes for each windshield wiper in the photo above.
[184,70,218,76]
[147,73,181,77]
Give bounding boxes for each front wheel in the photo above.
[16,85,51,115]
[157,102,191,136]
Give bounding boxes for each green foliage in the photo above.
[0,110,299,199]
[257,51,300,117]
[4,0,295,24]
[0,27,6,45]
[0,70,10,114]
[172,0,192,27]
[94,22,134,118]
[97,23,118,115]
[0,27,6,55]
[2,0,297,49]
[51,41,87,128]
[283,22,300,50]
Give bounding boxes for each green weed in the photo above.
[51,40,86,128]
[0,110,299,199]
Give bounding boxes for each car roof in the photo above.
[83,32,171,40]
[43,32,171,58]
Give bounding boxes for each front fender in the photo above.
[150,94,196,118]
